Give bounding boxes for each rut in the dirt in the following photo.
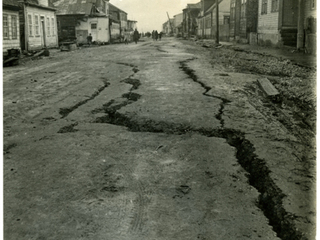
[91,59,308,240]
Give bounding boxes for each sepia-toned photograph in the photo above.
[3,0,316,239]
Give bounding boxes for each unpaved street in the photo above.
[4,38,315,240]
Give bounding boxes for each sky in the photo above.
[110,0,200,32]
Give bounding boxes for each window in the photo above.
[224,16,230,25]
[241,0,247,18]
[51,18,55,36]
[261,0,268,14]
[311,0,316,9]
[91,23,97,29]
[3,14,9,39]
[47,17,50,36]
[34,15,40,36]
[28,14,33,36]
[11,15,18,39]
[271,0,278,12]
[205,17,211,28]
[230,2,236,21]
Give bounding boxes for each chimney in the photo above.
[38,0,49,7]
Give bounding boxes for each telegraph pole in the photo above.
[216,0,219,45]
[166,12,174,35]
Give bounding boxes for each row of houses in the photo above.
[163,0,316,54]
[3,0,137,59]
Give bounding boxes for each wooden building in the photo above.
[230,0,258,43]
[53,0,110,44]
[3,0,21,55]
[20,0,58,51]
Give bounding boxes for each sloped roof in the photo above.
[187,2,201,9]
[54,0,96,15]
[3,0,20,7]
[109,3,127,14]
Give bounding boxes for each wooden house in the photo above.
[197,0,231,41]
[257,0,299,47]
[182,2,201,38]
[20,0,58,51]
[173,13,183,37]
[109,3,128,42]
[229,0,258,43]
[297,0,316,54]
[53,0,110,44]
[3,0,21,58]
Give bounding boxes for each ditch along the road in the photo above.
[4,39,315,239]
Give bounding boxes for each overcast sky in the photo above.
[110,0,200,32]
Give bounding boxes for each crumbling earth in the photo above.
[3,38,316,240]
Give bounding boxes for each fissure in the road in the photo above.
[90,60,306,240]
[59,81,110,118]
[179,58,230,128]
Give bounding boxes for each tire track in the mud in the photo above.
[91,58,307,240]
[92,63,147,234]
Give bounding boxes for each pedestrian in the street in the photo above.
[152,30,155,41]
[87,33,93,46]
[155,30,159,41]
[159,32,162,41]
[124,32,129,45]
[133,29,139,44]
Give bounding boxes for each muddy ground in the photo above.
[3,37,316,240]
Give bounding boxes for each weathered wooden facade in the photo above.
[257,0,299,47]
[297,0,316,54]
[197,0,230,40]
[109,3,128,42]
[53,0,110,44]
[20,0,58,51]
[182,2,201,38]
[3,0,21,55]
[230,0,258,43]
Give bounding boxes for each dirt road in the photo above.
[4,38,315,240]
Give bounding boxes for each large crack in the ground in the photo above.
[59,80,110,118]
[179,58,230,128]
[90,58,307,240]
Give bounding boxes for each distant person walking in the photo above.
[87,33,92,46]
[159,32,162,41]
[133,29,139,44]
[155,30,159,41]
[152,30,155,41]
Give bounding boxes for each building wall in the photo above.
[25,5,58,50]
[120,12,127,33]
[76,17,109,43]
[257,0,280,44]
[304,0,316,18]
[38,0,49,7]
[3,9,21,53]
[303,0,316,54]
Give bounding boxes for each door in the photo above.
[41,16,47,47]
[282,0,298,27]
[90,22,98,42]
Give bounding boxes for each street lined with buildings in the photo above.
[4,36,316,240]
[3,0,316,240]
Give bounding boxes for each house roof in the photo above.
[187,2,201,9]
[109,3,127,14]
[3,0,20,7]
[54,0,97,15]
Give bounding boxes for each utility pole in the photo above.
[216,0,219,45]
[166,12,174,35]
